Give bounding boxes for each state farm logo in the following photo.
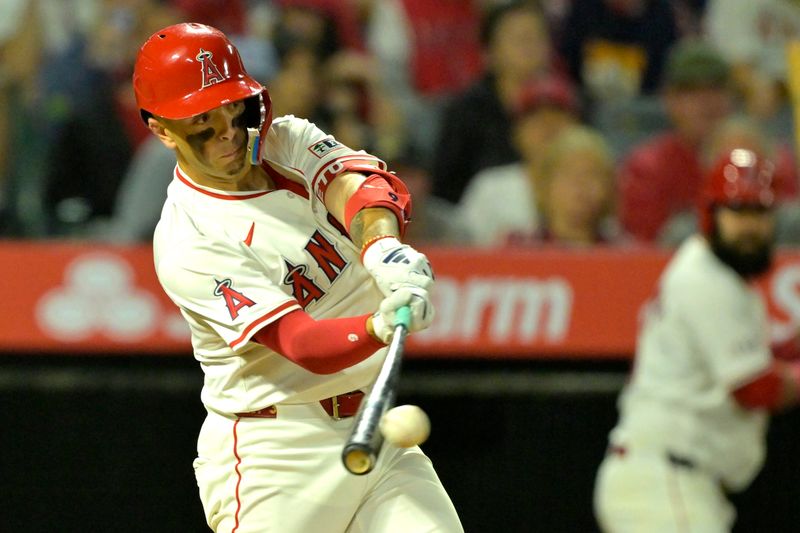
[35,254,187,342]
[768,264,800,343]
[416,277,573,343]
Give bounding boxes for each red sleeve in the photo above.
[732,361,800,411]
[771,335,800,361]
[253,310,385,375]
[618,154,666,243]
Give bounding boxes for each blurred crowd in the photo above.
[2,0,800,249]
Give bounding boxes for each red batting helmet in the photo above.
[699,148,776,235]
[133,23,272,164]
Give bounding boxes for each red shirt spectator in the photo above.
[620,131,798,242]
[616,39,800,242]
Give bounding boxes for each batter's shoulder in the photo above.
[268,114,317,140]
[264,114,328,163]
[661,238,744,308]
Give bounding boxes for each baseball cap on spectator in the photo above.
[514,76,580,117]
[663,40,731,89]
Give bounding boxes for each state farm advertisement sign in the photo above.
[414,248,668,358]
[1,242,799,359]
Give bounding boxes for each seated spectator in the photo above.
[458,76,581,246]
[0,0,45,236]
[659,114,799,246]
[705,0,800,135]
[86,135,176,243]
[558,0,678,104]
[40,0,180,236]
[618,39,735,243]
[430,2,555,203]
[366,0,483,164]
[390,155,470,247]
[507,125,620,247]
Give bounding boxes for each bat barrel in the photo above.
[342,306,411,475]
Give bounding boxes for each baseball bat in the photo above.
[342,306,411,475]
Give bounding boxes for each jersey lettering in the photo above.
[315,160,345,201]
[197,49,225,88]
[214,279,256,320]
[304,230,348,282]
[283,259,325,308]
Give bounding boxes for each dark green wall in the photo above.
[1,357,798,533]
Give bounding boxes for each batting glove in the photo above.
[362,237,434,297]
[370,286,435,344]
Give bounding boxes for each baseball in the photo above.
[379,404,431,447]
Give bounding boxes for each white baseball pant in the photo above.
[594,448,735,533]
[194,404,463,533]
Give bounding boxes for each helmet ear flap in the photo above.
[243,92,273,165]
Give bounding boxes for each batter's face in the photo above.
[151,100,250,188]
[711,205,776,278]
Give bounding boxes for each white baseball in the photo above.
[379,404,431,447]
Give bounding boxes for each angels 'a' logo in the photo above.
[196,48,225,88]
[214,278,255,320]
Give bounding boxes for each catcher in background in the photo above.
[594,148,800,532]
[133,23,462,533]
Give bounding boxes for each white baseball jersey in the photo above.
[153,115,389,416]
[609,235,771,490]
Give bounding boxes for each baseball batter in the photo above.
[594,148,800,532]
[133,23,462,533]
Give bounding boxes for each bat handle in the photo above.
[394,305,411,330]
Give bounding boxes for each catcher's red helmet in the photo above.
[699,148,776,235]
[133,23,272,164]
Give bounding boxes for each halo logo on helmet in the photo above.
[133,23,273,165]
[196,48,225,88]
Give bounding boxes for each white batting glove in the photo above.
[362,237,434,296]
[370,286,435,344]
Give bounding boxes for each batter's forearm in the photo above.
[254,310,385,374]
[323,171,408,247]
[348,207,401,249]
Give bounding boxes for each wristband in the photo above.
[360,235,400,262]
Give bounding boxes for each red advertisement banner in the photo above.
[1,241,798,358]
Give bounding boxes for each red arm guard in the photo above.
[342,168,412,237]
[253,309,384,375]
[732,360,800,411]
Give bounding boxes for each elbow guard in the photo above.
[343,168,412,237]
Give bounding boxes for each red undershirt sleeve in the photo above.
[253,309,385,374]
[732,360,800,411]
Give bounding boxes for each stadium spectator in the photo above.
[430,2,554,203]
[0,0,44,235]
[390,155,470,247]
[558,0,679,104]
[39,0,180,236]
[658,115,799,246]
[705,0,800,134]
[506,125,621,247]
[458,75,581,246]
[366,0,484,166]
[617,39,735,243]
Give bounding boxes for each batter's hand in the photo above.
[370,286,434,344]
[361,237,434,296]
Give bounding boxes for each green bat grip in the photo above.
[394,305,411,330]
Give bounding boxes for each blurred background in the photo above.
[3,0,800,531]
